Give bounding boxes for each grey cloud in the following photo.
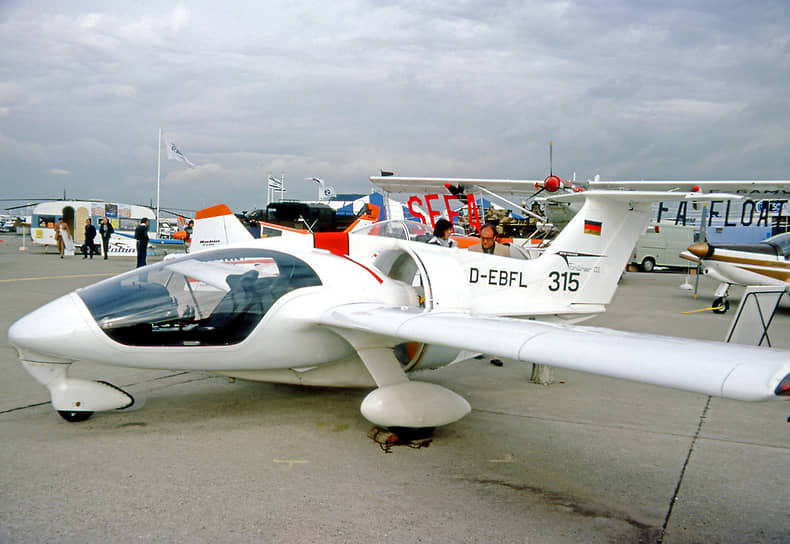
[1,0,789,212]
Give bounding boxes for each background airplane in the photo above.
[681,231,790,313]
[8,188,790,435]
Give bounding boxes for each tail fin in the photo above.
[344,203,381,233]
[190,204,254,252]
[542,191,739,307]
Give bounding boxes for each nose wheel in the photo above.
[57,410,94,422]
[712,296,730,313]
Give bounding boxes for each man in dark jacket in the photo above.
[134,218,150,268]
[99,217,114,260]
[82,218,98,259]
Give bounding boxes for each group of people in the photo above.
[53,216,192,268]
[55,217,116,260]
[78,217,115,260]
[55,216,150,266]
[427,218,511,256]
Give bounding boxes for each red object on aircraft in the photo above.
[314,232,350,256]
[775,375,790,396]
[692,185,700,192]
[543,175,563,193]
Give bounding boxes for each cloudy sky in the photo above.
[1,1,789,213]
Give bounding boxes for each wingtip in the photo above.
[775,372,790,397]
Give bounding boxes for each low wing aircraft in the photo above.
[8,188,790,432]
[680,231,790,313]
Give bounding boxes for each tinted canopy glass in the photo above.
[79,248,321,346]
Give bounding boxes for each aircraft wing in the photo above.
[369,176,544,194]
[319,303,790,402]
[589,180,790,192]
[546,190,742,203]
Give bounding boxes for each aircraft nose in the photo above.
[8,293,90,361]
[687,242,714,259]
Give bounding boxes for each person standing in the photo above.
[55,218,71,258]
[99,217,114,260]
[82,218,98,259]
[185,219,194,252]
[134,218,150,268]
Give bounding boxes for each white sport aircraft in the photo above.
[8,189,790,431]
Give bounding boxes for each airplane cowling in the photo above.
[360,381,471,428]
[543,175,562,193]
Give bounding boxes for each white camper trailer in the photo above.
[30,201,156,256]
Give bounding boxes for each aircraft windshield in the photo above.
[765,232,790,258]
[354,220,433,241]
[78,248,321,346]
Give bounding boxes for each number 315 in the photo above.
[548,271,580,292]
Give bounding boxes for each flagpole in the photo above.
[156,128,162,236]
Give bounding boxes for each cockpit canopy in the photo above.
[765,232,790,259]
[78,248,321,346]
[354,220,436,242]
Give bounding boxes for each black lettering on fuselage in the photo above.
[468,267,528,288]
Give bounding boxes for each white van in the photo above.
[630,223,703,272]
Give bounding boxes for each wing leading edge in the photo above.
[319,303,790,402]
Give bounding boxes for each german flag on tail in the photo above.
[584,219,602,236]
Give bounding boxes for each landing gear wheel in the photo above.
[641,257,655,272]
[58,410,94,422]
[712,297,730,314]
[387,426,436,441]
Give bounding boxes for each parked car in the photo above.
[0,215,18,232]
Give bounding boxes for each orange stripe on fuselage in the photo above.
[733,265,790,282]
[707,250,790,281]
[708,251,790,270]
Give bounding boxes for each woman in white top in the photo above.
[56,219,73,258]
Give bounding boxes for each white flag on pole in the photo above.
[166,137,195,167]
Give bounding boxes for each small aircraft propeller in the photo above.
[542,175,563,193]
[533,142,584,197]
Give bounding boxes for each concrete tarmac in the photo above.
[1,233,789,543]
